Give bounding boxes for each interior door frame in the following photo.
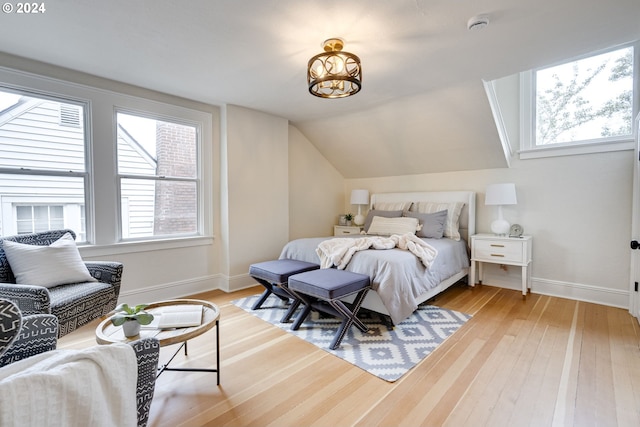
[630,113,640,320]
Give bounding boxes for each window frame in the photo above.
[519,41,639,159]
[115,108,202,241]
[0,64,214,251]
[0,85,91,240]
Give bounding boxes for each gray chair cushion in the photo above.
[289,269,370,300]
[249,259,319,284]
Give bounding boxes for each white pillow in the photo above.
[415,201,465,241]
[3,232,96,288]
[373,201,413,212]
[366,216,420,236]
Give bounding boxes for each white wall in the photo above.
[288,125,344,240]
[222,105,290,289]
[346,149,633,308]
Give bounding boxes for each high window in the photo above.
[520,42,638,158]
[0,88,88,239]
[116,113,199,239]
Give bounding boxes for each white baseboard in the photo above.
[118,274,222,304]
[481,272,629,309]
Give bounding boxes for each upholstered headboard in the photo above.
[369,191,476,246]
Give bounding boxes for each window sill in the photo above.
[519,139,634,160]
[78,235,214,258]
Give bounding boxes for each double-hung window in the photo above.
[0,88,89,240]
[116,112,200,240]
[519,42,638,158]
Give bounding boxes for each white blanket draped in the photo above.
[316,233,438,270]
[0,343,138,427]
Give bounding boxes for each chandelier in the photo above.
[307,38,362,98]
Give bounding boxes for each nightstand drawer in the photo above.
[334,226,362,236]
[474,240,523,263]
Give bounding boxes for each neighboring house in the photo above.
[0,96,157,239]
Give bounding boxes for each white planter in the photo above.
[122,320,141,337]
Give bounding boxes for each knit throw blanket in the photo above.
[0,343,138,427]
[316,233,438,270]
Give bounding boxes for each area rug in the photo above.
[232,294,471,382]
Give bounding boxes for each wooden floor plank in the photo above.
[56,284,640,427]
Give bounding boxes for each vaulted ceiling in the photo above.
[0,0,638,178]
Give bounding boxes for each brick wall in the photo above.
[153,122,197,234]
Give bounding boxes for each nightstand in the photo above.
[470,234,533,297]
[334,225,363,236]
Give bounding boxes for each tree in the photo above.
[535,48,633,145]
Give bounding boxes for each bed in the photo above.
[279,190,476,325]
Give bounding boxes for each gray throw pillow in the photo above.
[363,210,403,233]
[404,210,448,238]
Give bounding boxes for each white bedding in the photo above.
[316,233,438,270]
[279,235,469,325]
[0,343,138,427]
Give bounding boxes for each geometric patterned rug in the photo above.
[232,294,471,382]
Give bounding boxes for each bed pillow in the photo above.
[2,232,96,288]
[404,210,448,239]
[373,201,413,213]
[366,216,420,236]
[415,202,465,241]
[363,209,403,233]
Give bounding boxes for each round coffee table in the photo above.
[96,299,220,384]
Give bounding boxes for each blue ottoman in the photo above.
[288,268,371,350]
[249,259,320,323]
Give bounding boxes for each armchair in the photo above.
[0,229,123,337]
[0,298,160,427]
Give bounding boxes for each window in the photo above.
[519,42,638,157]
[116,112,199,240]
[0,88,88,240]
[16,205,64,234]
[0,65,213,247]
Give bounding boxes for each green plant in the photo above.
[345,213,353,221]
[111,303,154,326]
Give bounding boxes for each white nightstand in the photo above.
[470,234,533,297]
[334,225,363,236]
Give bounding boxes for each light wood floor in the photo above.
[58,283,640,427]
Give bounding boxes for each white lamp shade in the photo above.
[485,183,517,206]
[350,189,370,205]
[350,189,369,226]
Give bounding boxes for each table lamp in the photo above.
[350,189,369,226]
[485,183,517,235]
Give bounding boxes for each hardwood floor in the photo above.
[58,284,640,427]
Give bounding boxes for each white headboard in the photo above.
[369,191,476,245]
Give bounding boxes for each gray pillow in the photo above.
[404,210,447,238]
[363,210,403,233]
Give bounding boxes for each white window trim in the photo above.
[519,42,639,160]
[0,65,214,250]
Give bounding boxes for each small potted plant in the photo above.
[111,303,155,337]
[344,213,353,226]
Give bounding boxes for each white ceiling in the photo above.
[0,0,638,178]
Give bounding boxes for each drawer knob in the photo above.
[490,244,505,248]
[491,254,505,257]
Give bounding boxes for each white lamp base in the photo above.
[354,214,365,226]
[491,218,510,235]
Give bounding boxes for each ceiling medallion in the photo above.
[307,38,362,99]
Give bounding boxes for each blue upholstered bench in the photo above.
[249,259,320,323]
[288,268,371,350]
